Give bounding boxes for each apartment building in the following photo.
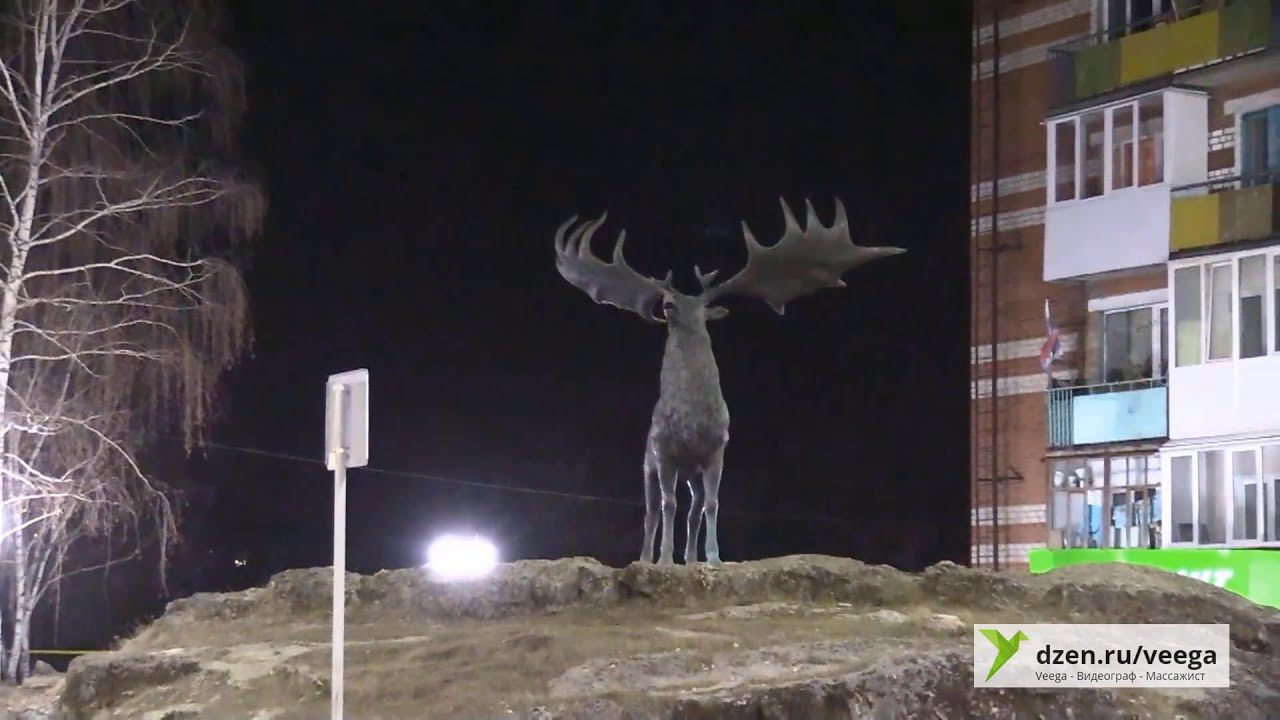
[971,0,1280,570]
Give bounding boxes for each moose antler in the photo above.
[701,198,905,314]
[555,213,674,321]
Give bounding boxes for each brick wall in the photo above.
[972,0,1096,570]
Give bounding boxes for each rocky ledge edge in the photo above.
[55,555,1280,720]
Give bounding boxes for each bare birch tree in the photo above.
[0,0,262,680]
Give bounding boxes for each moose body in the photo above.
[643,296,730,565]
[555,198,903,565]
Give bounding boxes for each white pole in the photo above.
[329,383,348,720]
[332,456,346,719]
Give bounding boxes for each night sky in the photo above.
[45,2,972,651]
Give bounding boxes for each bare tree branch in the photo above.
[0,0,261,682]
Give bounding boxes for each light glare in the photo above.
[426,533,498,581]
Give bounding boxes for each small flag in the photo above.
[1039,299,1062,374]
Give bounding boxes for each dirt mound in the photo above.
[49,556,1280,719]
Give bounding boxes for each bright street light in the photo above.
[426,533,498,581]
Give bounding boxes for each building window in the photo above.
[1048,93,1165,204]
[1233,449,1261,541]
[1109,455,1161,548]
[1170,455,1194,543]
[1174,265,1201,366]
[1206,262,1233,360]
[1102,305,1165,381]
[1198,450,1227,544]
[1136,94,1164,186]
[1112,103,1135,190]
[1099,0,1178,37]
[1159,306,1169,377]
[1271,255,1280,355]
[1171,446,1280,547]
[1053,120,1078,202]
[1052,455,1159,550]
[1051,458,1103,549]
[1262,445,1280,542]
[1240,254,1266,358]
[1083,109,1105,199]
[1173,250,1280,365]
[1240,105,1280,186]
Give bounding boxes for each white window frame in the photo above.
[1225,89,1280,179]
[1204,449,1228,545]
[1206,260,1234,362]
[1238,253,1269,359]
[1274,254,1280,355]
[1081,106,1107,200]
[1046,91,1164,207]
[1168,247,1280,365]
[1105,455,1161,549]
[1230,447,1266,543]
[1171,264,1202,367]
[1265,447,1280,544]
[1110,101,1138,192]
[1047,116,1081,204]
[1165,443,1280,549]
[1165,452,1197,546]
[1101,303,1168,381]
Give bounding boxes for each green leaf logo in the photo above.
[980,628,1029,681]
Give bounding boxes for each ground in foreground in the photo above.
[38,555,1280,718]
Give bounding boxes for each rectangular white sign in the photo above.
[974,624,1229,688]
[325,369,369,470]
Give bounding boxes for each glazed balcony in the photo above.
[1046,378,1169,449]
[1170,175,1280,255]
[1044,89,1207,281]
[1048,0,1279,110]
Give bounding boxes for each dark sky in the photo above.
[47,1,972,651]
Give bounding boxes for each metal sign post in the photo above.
[325,369,368,720]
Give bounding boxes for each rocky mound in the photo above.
[51,555,1280,719]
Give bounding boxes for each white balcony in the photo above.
[1043,88,1207,282]
[1044,184,1171,280]
[1168,248,1280,440]
[1170,356,1280,439]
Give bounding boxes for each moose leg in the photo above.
[641,455,660,563]
[683,475,704,564]
[657,463,679,565]
[702,446,725,566]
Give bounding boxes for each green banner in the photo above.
[1029,548,1280,610]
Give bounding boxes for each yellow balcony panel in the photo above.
[1172,184,1280,253]
[1165,10,1221,70]
[1120,23,1171,84]
[1220,185,1276,244]
[1119,11,1221,86]
[1170,192,1220,252]
[1050,0,1276,107]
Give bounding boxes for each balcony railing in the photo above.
[1047,0,1277,109]
[1170,173,1280,253]
[1047,378,1168,449]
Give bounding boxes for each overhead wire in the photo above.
[177,437,862,526]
